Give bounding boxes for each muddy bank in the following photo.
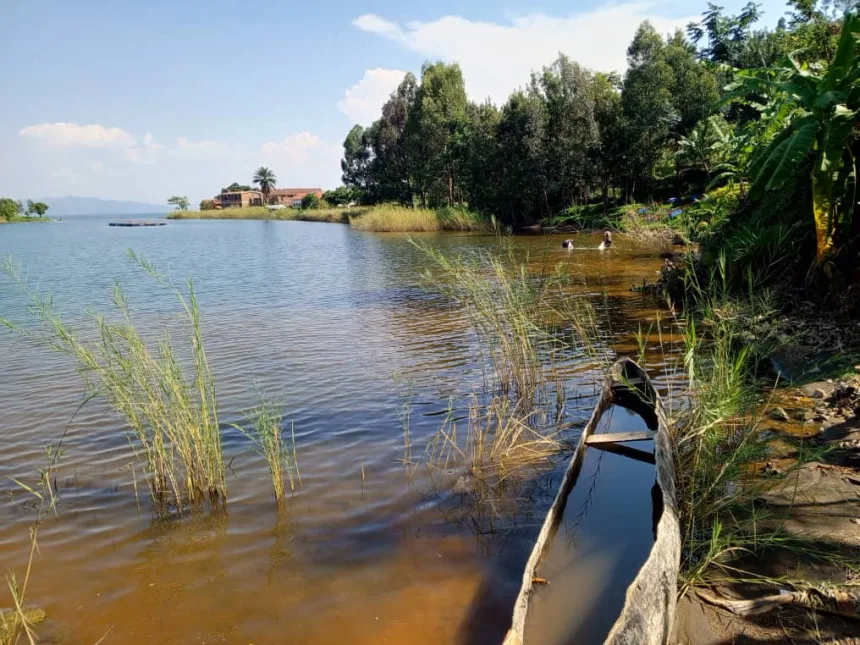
[675,372,860,645]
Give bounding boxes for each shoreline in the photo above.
[0,217,52,225]
[168,206,357,224]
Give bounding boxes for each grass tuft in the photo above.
[1,252,225,514]
[235,399,301,505]
[666,256,860,598]
[410,237,609,482]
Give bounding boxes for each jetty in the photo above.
[108,220,166,227]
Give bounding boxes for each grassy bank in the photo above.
[168,207,364,223]
[0,216,50,224]
[349,205,491,233]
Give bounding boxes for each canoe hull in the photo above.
[503,358,680,645]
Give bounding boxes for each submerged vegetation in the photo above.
[409,239,610,483]
[2,252,226,513]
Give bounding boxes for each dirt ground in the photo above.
[674,375,860,645]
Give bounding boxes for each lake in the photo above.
[0,215,681,644]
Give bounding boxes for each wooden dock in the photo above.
[108,220,166,227]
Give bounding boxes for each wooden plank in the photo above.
[586,431,655,445]
[590,442,656,465]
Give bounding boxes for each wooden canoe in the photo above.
[503,357,680,645]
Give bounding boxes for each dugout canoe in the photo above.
[503,357,680,645]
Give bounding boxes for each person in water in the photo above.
[603,230,613,247]
[561,239,574,250]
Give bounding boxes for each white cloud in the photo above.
[171,137,225,159]
[353,3,698,105]
[19,122,136,148]
[125,132,164,165]
[261,132,325,157]
[260,133,342,186]
[338,68,407,125]
[10,121,343,203]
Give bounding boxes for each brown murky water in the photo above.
[0,217,683,644]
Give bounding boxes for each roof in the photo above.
[270,188,323,197]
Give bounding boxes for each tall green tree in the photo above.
[28,201,49,218]
[622,22,678,198]
[253,167,277,204]
[410,62,469,206]
[495,91,548,224]
[0,198,22,220]
[167,195,190,210]
[531,55,599,207]
[590,72,625,211]
[462,101,502,216]
[370,72,419,204]
[341,124,373,200]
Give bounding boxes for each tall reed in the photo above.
[2,434,66,645]
[412,238,609,480]
[235,400,301,505]
[669,257,857,594]
[350,204,491,232]
[1,252,225,513]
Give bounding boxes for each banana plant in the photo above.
[729,12,859,262]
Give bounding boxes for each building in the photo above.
[269,188,324,208]
[216,190,263,209]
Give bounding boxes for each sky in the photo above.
[1,0,792,206]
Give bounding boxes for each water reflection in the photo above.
[0,217,681,644]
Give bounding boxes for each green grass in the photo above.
[661,257,859,597]
[349,205,492,232]
[234,399,301,506]
[168,207,365,223]
[0,216,50,224]
[2,252,226,514]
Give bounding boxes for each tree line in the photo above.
[0,198,49,220]
[338,0,858,257]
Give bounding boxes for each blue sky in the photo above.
[1,0,791,205]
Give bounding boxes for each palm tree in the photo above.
[253,167,277,205]
[733,12,859,262]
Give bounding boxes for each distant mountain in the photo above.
[40,196,170,216]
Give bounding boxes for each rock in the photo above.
[790,409,806,421]
[769,407,790,422]
[800,381,835,399]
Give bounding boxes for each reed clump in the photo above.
[349,204,491,232]
[235,400,301,505]
[413,239,609,481]
[2,436,65,645]
[1,252,225,514]
[669,257,858,595]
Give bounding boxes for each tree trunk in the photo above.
[812,171,834,262]
[602,177,610,213]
